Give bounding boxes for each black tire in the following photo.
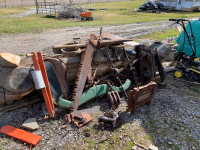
[81,17,84,21]
[88,17,93,21]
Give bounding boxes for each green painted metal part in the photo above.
[57,79,131,109]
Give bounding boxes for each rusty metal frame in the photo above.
[127,81,157,114]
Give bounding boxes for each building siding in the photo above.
[158,0,200,11]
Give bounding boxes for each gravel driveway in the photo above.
[0,20,175,57]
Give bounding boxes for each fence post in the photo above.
[35,0,39,14]
[3,0,7,8]
[21,0,24,7]
[69,0,72,5]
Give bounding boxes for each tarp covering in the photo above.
[176,20,200,57]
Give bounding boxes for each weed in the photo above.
[149,119,158,129]
[146,134,153,141]
[50,120,54,124]
[124,141,134,150]
[86,138,95,150]
[0,145,3,150]
[186,136,200,147]
[173,144,180,150]
[19,54,24,56]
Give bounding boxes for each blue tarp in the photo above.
[176,20,200,57]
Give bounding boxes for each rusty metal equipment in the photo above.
[127,81,157,114]
[105,46,129,100]
[127,44,166,114]
[44,57,69,100]
[107,91,121,109]
[65,111,92,128]
[65,33,99,127]
[135,45,166,85]
[98,110,121,129]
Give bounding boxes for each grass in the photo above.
[0,0,200,36]
[137,28,180,41]
[0,7,29,16]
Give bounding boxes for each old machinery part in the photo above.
[65,33,99,127]
[58,79,131,109]
[122,46,139,86]
[154,48,166,86]
[45,57,69,100]
[31,52,55,118]
[105,47,128,100]
[71,33,99,113]
[107,91,121,109]
[135,45,166,86]
[127,81,157,114]
[135,44,156,83]
[52,42,87,54]
[100,29,129,41]
[65,112,92,128]
[98,110,121,129]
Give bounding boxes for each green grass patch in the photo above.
[0,7,29,16]
[137,28,180,41]
[0,0,200,36]
[86,138,95,150]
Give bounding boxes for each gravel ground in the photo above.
[0,74,199,150]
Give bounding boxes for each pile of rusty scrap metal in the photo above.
[27,29,166,128]
[0,29,167,130]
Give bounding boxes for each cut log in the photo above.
[0,52,21,67]
[0,65,34,105]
